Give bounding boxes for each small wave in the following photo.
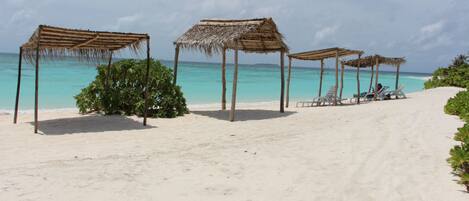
[405,76,431,81]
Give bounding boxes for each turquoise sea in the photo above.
[0,52,429,111]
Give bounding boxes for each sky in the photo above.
[1,0,469,73]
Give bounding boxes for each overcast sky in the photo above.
[1,0,469,73]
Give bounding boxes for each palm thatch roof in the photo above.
[342,55,406,68]
[21,25,149,63]
[288,47,363,61]
[174,18,288,56]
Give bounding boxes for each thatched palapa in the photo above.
[342,54,406,100]
[174,18,288,56]
[173,18,289,121]
[14,25,152,133]
[342,54,406,68]
[21,25,149,63]
[286,47,364,106]
[288,47,363,61]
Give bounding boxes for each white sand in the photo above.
[0,87,467,200]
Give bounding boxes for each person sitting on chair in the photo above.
[377,83,391,100]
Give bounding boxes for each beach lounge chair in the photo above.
[376,86,390,100]
[296,86,342,107]
[350,90,372,103]
[386,85,406,99]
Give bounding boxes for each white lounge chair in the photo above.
[296,86,343,107]
[386,85,406,99]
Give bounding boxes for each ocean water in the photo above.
[0,52,428,110]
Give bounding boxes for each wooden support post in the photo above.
[374,57,380,101]
[356,54,362,104]
[280,50,285,113]
[334,50,339,106]
[339,62,345,100]
[368,64,374,93]
[13,47,23,124]
[229,46,239,122]
[395,64,400,99]
[34,27,42,133]
[318,59,324,97]
[143,37,150,126]
[221,48,227,110]
[173,45,180,85]
[286,57,292,108]
[105,52,112,90]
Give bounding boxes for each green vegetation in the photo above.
[446,91,469,192]
[428,53,469,192]
[424,54,469,89]
[75,59,188,118]
[445,91,469,121]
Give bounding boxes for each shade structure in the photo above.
[13,25,151,133]
[342,55,405,68]
[173,18,289,121]
[288,47,363,61]
[286,47,363,106]
[342,55,406,100]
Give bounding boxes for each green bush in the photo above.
[454,124,469,144]
[445,91,469,121]
[433,53,469,192]
[445,90,469,192]
[448,142,469,192]
[75,59,188,118]
[424,64,469,89]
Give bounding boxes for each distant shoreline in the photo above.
[0,52,432,75]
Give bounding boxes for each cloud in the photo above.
[420,20,444,34]
[313,25,340,45]
[1,0,469,72]
[107,13,143,31]
[412,20,452,50]
[8,9,35,24]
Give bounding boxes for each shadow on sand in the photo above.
[30,115,155,135]
[191,109,296,121]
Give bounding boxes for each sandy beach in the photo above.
[0,87,466,200]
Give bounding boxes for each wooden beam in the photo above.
[39,39,133,46]
[339,62,345,101]
[286,57,292,107]
[368,64,374,93]
[221,48,227,110]
[143,37,150,126]
[357,54,362,104]
[229,44,239,121]
[318,59,324,97]
[41,27,148,38]
[70,34,99,49]
[36,44,123,49]
[13,47,23,124]
[173,45,180,85]
[374,57,380,101]
[395,64,400,99]
[34,27,42,133]
[289,48,363,61]
[280,50,285,113]
[41,32,144,40]
[334,50,339,106]
[105,52,112,90]
[40,35,140,42]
